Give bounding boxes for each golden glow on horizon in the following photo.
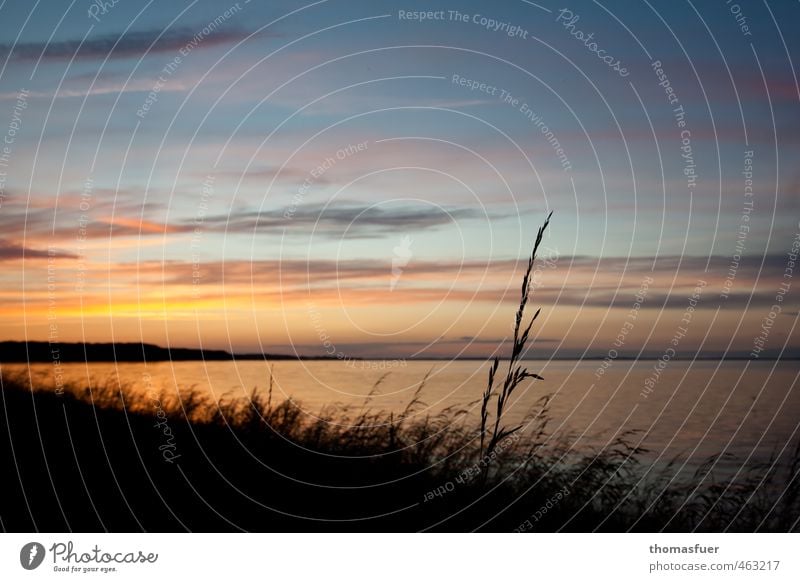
[0,248,794,356]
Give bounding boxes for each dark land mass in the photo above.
[0,341,339,363]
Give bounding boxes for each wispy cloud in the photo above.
[44,252,795,311]
[0,239,75,261]
[198,202,493,238]
[1,27,252,61]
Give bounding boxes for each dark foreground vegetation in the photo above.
[1,370,798,532]
[1,215,798,532]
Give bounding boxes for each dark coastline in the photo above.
[0,341,794,363]
[0,341,336,363]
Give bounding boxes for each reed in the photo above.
[480,211,551,459]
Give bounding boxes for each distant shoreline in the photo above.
[0,341,795,363]
[0,341,338,363]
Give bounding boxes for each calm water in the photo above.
[12,359,800,472]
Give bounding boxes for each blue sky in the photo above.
[0,0,798,357]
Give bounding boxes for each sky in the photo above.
[0,0,798,359]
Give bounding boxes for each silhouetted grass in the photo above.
[2,369,797,532]
[480,212,551,461]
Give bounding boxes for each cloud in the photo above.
[0,193,179,241]
[214,166,331,185]
[0,240,75,261]
[198,202,493,238]
[1,27,251,61]
[84,250,798,312]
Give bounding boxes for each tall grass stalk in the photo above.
[480,212,552,459]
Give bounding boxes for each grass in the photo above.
[1,215,798,532]
[480,211,550,461]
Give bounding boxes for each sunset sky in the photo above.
[0,0,798,358]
